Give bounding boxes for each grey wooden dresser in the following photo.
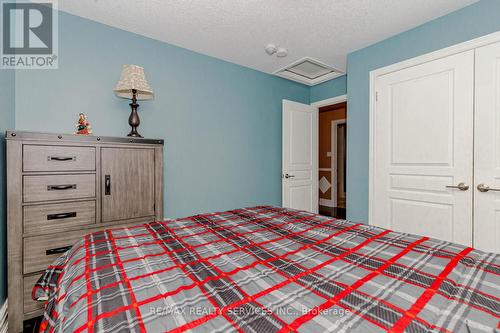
[6,131,164,332]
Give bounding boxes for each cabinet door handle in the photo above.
[105,175,111,195]
[477,184,500,192]
[47,212,77,220]
[47,156,76,161]
[47,184,77,191]
[46,246,72,256]
[445,182,469,191]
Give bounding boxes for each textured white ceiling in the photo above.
[59,0,478,74]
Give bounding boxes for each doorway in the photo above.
[318,102,347,219]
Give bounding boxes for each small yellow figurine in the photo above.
[75,113,92,135]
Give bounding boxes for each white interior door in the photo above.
[474,41,500,253]
[372,50,474,246]
[282,100,318,213]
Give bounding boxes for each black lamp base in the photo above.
[127,131,143,138]
[127,89,143,138]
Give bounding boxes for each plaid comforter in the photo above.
[34,206,500,333]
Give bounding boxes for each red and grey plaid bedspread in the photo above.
[34,206,500,333]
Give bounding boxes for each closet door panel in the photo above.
[474,41,500,253]
[101,148,155,222]
[372,50,474,246]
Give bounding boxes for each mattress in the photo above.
[33,206,500,332]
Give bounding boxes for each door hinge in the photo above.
[376,91,379,102]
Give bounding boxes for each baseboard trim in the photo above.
[0,298,7,333]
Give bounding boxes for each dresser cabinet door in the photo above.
[101,148,155,222]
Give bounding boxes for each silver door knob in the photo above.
[445,182,469,191]
[477,183,500,192]
[284,174,295,179]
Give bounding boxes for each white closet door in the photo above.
[474,41,500,253]
[372,50,474,246]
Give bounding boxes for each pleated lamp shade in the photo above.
[113,64,154,100]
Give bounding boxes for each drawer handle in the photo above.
[47,184,77,191]
[46,246,72,256]
[48,156,76,162]
[105,175,111,195]
[47,212,77,220]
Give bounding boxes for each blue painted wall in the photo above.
[0,69,15,304]
[14,12,310,220]
[309,75,347,103]
[346,0,500,222]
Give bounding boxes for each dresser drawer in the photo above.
[24,229,89,274]
[24,201,96,234]
[23,174,96,203]
[24,275,44,314]
[23,145,96,172]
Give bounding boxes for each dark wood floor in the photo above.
[319,205,346,219]
[23,316,42,333]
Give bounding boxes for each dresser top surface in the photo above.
[5,130,164,145]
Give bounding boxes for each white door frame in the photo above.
[369,30,500,225]
[311,95,347,109]
[331,119,346,208]
[311,94,347,210]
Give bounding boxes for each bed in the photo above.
[33,206,500,332]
